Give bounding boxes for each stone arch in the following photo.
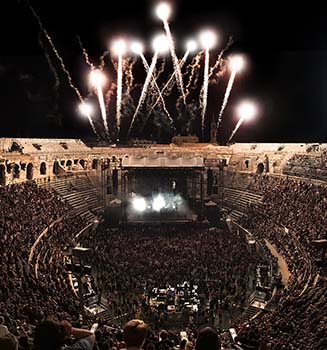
[244,160,250,169]
[92,159,98,170]
[257,163,264,174]
[0,164,5,186]
[79,159,86,169]
[53,161,60,175]
[26,163,33,180]
[60,160,65,166]
[12,164,20,179]
[66,160,72,167]
[40,162,47,175]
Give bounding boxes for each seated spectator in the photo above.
[0,332,18,350]
[195,325,220,350]
[123,319,148,350]
[34,317,95,350]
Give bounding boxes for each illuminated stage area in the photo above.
[127,192,193,223]
[123,167,201,223]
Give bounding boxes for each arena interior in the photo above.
[0,137,326,349]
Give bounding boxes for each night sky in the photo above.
[1,0,326,143]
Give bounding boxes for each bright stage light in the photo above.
[199,29,217,49]
[79,102,93,116]
[153,194,166,211]
[155,2,172,21]
[133,197,147,212]
[89,69,106,87]
[237,100,257,120]
[131,41,144,55]
[111,39,127,56]
[186,39,197,52]
[152,33,169,54]
[229,55,245,72]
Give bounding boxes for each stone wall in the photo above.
[1,138,326,187]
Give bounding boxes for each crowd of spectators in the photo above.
[79,224,261,331]
[1,174,326,349]
[0,182,89,348]
[234,174,327,349]
[246,174,327,259]
[283,148,327,181]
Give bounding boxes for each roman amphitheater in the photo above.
[0,137,326,350]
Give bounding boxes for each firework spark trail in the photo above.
[99,51,109,70]
[139,53,150,73]
[138,54,171,121]
[121,59,137,117]
[183,51,200,78]
[209,36,233,79]
[228,116,245,143]
[163,20,186,104]
[77,36,94,69]
[86,111,101,139]
[127,52,159,137]
[116,53,124,134]
[105,84,115,114]
[123,58,136,95]
[154,58,166,81]
[150,50,190,113]
[185,51,203,99]
[95,84,110,138]
[217,69,237,130]
[39,34,60,95]
[201,48,210,138]
[111,57,118,72]
[25,0,83,102]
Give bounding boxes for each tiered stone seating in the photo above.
[223,188,263,221]
[224,172,255,191]
[47,174,102,223]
